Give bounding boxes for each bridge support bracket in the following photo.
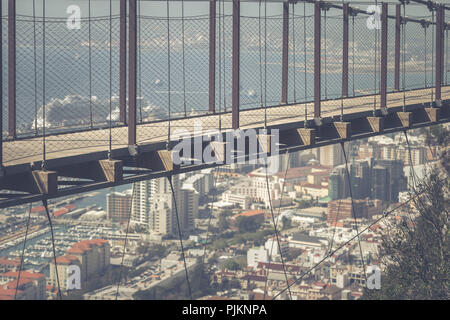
[133,150,180,173]
[396,112,412,128]
[0,170,58,195]
[32,171,58,195]
[424,107,440,123]
[280,128,316,147]
[367,116,384,133]
[298,128,316,146]
[333,122,351,139]
[99,160,123,183]
[56,159,123,183]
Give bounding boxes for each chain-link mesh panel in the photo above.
[322,11,343,100]
[2,14,126,165]
[289,12,314,107]
[403,20,430,91]
[321,10,344,116]
[350,15,380,100]
[215,13,232,122]
[387,16,396,93]
[240,13,283,113]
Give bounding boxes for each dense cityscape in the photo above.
[0,125,447,300]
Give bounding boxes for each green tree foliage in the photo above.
[222,259,241,271]
[137,243,167,261]
[218,212,229,232]
[425,124,449,147]
[235,216,261,233]
[363,157,449,300]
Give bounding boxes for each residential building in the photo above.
[106,190,132,223]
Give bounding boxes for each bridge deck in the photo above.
[3,86,450,170]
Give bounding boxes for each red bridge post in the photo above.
[232,0,240,129]
[380,2,388,110]
[281,1,289,104]
[342,3,349,98]
[120,0,127,124]
[435,5,445,103]
[209,0,216,113]
[0,1,2,166]
[394,4,401,91]
[128,0,137,146]
[314,1,321,120]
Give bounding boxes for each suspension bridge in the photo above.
[0,0,449,209]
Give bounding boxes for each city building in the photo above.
[0,271,46,300]
[131,175,195,237]
[106,190,132,223]
[247,247,269,268]
[327,198,385,224]
[49,239,110,292]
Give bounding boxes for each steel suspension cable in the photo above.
[42,0,47,170]
[43,199,62,300]
[218,0,222,131]
[108,0,113,159]
[327,198,342,254]
[432,9,435,102]
[272,175,448,300]
[201,167,219,265]
[14,203,32,300]
[167,0,171,143]
[115,183,135,300]
[89,0,93,128]
[259,0,263,113]
[33,0,37,136]
[264,0,268,128]
[182,0,187,117]
[340,0,344,121]
[404,130,419,189]
[402,3,407,110]
[167,175,193,299]
[138,0,143,122]
[304,1,308,127]
[222,0,227,113]
[324,6,328,99]
[373,0,378,116]
[292,2,296,103]
[262,150,292,300]
[424,21,428,87]
[352,13,356,96]
[340,142,368,286]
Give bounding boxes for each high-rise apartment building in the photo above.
[106,191,132,223]
[131,175,196,237]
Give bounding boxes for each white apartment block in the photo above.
[247,247,269,268]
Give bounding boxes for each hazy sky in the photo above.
[2,0,443,19]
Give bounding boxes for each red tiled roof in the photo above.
[4,278,33,288]
[1,271,45,280]
[67,239,109,254]
[53,208,69,217]
[0,257,20,267]
[0,288,22,300]
[64,204,76,211]
[31,206,46,213]
[55,255,79,265]
[232,210,264,219]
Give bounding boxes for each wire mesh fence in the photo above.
[288,10,314,106]
[0,1,448,166]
